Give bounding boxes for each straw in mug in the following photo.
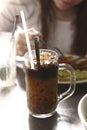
[34,36,40,69]
[20,10,34,69]
[12,15,19,36]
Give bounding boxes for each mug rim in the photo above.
[24,49,58,59]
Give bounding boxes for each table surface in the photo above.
[0,67,87,130]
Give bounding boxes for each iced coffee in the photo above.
[24,49,58,117]
[24,49,76,118]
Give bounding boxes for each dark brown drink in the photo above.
[24,49,58,117]
[24,49,76,118]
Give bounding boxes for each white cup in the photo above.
[78,94,87,130]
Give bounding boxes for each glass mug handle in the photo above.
[58,63,76,102]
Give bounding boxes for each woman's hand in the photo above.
[15,27,43,56]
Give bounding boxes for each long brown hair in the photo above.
[38,0,87,55]
[72,0,87,55]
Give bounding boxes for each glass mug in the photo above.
[0,32,16,89]
[24,49,76,118]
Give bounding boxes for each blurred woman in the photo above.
[0,0,87,56]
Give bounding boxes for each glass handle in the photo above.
[58,63,76,102]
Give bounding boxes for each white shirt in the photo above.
[48,20,74,54]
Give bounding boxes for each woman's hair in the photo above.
[39,0,87,55]
[71,0,87,55]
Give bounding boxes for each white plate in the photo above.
[16,56,24,68]
[16,56,24,62]
[16,55,87,84]
[58,79,87,84]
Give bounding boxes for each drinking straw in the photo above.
[20,10,34,69]
[34,36,40,69]
[12,15,19,36]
